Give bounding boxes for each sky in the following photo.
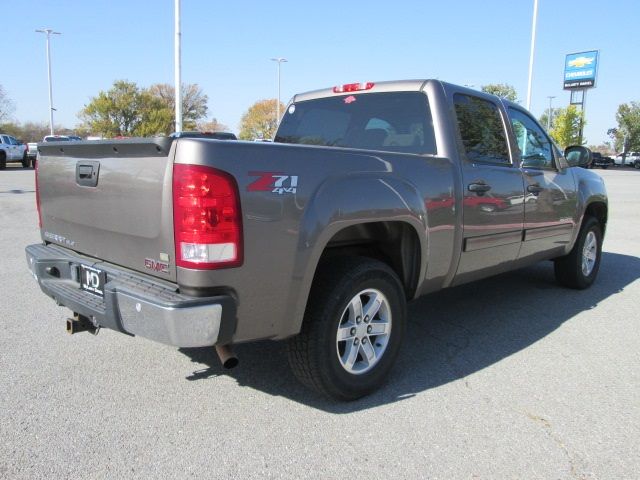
[2,0,639,146]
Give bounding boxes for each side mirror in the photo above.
[565,145,592,168]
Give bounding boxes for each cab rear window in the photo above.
[275,92,436,155]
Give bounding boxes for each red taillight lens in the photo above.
[333,82,375,93]
[35,159,42,228]
[172,164,243,269]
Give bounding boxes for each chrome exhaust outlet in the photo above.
[215,345,238,369]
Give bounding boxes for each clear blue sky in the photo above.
[3,0,638,145]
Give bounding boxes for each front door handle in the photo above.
[468,183,492,196]
[527,184,544,194]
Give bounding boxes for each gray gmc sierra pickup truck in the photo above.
[26,80,607,400]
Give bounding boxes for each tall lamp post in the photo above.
[546,95,555,131]
[270,57,287,123]
[174,0,183,133]
[36,28,61,135]
[526,0,539,110]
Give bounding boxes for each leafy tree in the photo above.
[197,118,230,133]
[481,83,519,102]
[609,102,640,153]
[147,83,208,131]
[549,105,584,148]
[238,99,284,140]
[0,84,15,123]
[538,107,562,132]
[79,80,147,137]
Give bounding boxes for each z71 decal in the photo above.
[247,172,298,195]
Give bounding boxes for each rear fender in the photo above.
[280,174,428,339]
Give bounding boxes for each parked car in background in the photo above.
[614,152,640,166]
[590,152,613,169]
[43,135,71,142]
[0,133,29,169]
[27,142,38,166]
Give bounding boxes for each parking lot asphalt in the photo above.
[1,165,639,479]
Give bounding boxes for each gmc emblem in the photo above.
[144,258,170,274]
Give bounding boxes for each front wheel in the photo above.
[288,257,406,400]
[554,216,602,289]
[22,153,30,168]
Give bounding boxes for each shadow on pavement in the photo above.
[179,252,640,412]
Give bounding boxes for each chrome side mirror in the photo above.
[565,145,592,168]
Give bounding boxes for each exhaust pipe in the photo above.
[215,344,239,369]
[66,313,99,335]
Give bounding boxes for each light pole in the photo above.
[36,28,61,135]
[270,57,287,123]
[526,0,539,110]
[546,95,555,131]
[174,0,183,133]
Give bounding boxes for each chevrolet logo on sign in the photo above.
[567,56,594,68]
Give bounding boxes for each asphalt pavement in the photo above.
[1,165,638,479]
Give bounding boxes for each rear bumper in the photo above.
[25,243,236,347]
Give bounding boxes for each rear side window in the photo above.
[453,94,510,165]
[275,92,436,155]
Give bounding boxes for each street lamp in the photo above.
[270,57,287,123]
[526,0,539,110]
[36,28,61,135]
[174,0,182,133]
[546,95,555,131]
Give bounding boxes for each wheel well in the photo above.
[318,222,421,299]
[585,202,607,234]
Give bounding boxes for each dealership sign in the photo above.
[563,50,599,89]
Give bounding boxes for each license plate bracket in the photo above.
[80,265,106,297]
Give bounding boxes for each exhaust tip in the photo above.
[215,345,239,369]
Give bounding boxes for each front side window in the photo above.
[508,108,555,169]
[275,92,436,155]
[453,94,510,165]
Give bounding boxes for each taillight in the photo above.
[172,164,243,269]
[35,159,42,228]
[333,82,375,93]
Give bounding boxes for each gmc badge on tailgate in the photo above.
[144,258,169,274]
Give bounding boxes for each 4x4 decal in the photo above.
[247,172,298,195]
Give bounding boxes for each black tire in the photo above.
[288,257,406,400]
[0,152,6,170]
[554,216,602,289]
[22,152,30,168]
[601,165,608,169]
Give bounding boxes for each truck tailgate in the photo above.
[37,138,177,282]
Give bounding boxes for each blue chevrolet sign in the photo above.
[564,50,599,89]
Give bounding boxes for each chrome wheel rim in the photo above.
[336,288,392,375]
[582,231,598,276]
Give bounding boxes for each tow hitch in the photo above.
[66,313,100,336]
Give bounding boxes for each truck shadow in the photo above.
[178,251,640,413]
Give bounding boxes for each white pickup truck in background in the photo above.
[0,133,29,169]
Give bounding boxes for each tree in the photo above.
[481,83,519,102]
[0,84,15,123]
[147,83,208,131]
[538,107,562,132]
[79,80,148,137]
[549,105,584,148]
[197,118,230,133]
[610,101,640,152]
[238,99,284,140]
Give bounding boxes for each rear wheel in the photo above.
[288,257,406,400]
[554,216,602,289]
[21,152,30,168]
[0,152,6,170]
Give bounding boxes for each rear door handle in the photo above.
[527,184,544,194]
[468,183,492,195]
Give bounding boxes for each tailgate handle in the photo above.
[76,161,100,187]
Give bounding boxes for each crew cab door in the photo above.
[451,93,525,284]
[506,107,577,260]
